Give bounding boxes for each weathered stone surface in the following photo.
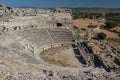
[0,6,119,80]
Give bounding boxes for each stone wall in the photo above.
[0,8,72,33]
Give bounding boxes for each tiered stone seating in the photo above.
[48,28,73,43]
[0,28,74,64]
[17,29,54,47]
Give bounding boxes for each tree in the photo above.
[97,32,107,40]
[104,22,117,30]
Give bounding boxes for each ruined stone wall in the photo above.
[0,8,72,33]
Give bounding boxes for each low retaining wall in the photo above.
[34,43,73,60]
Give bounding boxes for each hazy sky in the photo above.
[0,0,119,8]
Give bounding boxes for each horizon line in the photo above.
[11,6,120,9]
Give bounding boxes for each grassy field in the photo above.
[40,45,82,67]
[40,46,70,67]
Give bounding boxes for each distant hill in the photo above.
[70,7,120,13]
[2,5,120,13]
[14,6,54,9]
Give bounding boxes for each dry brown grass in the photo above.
[95,29,119,39]
[73,18,99,29]
[91,44,103,55]
[40,45,82,67]
[73,18,119,39]
[111,26,120,32]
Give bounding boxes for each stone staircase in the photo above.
[48,28,73,43]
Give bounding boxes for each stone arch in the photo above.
[57,22,62,27]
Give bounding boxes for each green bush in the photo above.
[97,32,107,40]
[104,22,118,30]
[72,12,100,19]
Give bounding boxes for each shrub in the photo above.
[97,32,107,40]
[104,22,117,30]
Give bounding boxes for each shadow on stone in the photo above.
[72,45,87,65]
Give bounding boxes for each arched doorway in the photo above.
[57,23,62,27]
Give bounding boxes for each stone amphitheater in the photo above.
[0,5,119,80]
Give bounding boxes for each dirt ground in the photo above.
[95,29,119,39]
[73,18,119,39]
[91,44,103,55]
[111,26,120,32]
[73,18,99,29]
[40,45,82,68]
[59,47,82,67]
